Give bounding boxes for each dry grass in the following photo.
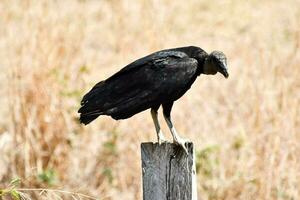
[0,0,300,199]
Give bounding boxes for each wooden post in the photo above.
[141,142,197,200]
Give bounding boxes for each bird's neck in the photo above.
[195,53,207,76]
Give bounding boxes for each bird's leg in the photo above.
[151,108,167,144]
[162,103,189,154]
[163,115,189,154]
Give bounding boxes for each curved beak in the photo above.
[221,68,229,78]
[219,64,229,78]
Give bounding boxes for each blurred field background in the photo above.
[0,0,300,199]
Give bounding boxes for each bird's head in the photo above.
[203,51,229,78]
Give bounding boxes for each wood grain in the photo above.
[141,142,197,200]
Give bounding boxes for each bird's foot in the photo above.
[157,132,168,145]
[173,137,190,154]
[158,138,168,145]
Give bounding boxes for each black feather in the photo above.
[78,46,208,124]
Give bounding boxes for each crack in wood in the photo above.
[141,142,197,200]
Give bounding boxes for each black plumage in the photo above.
[78,46,228,152]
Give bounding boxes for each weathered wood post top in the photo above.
[141,142,197,200]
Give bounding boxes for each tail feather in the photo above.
[78,77,152,124]
[79,113,101,125]
[78,81,107,125]
[81,81,105,106]
[79,105,104,125]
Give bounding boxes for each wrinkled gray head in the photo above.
[203,51,229,78]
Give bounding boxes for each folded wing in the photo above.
[78,51,198,124]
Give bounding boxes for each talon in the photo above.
[181,144,188,154]
[158,138,167,145]
[173,137,190,154]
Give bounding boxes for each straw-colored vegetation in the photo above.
[0,0,299,199]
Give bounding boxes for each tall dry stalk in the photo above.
[0,0,299,199]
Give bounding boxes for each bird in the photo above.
[78,46,229,153]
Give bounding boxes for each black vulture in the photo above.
[78,46,229,152]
